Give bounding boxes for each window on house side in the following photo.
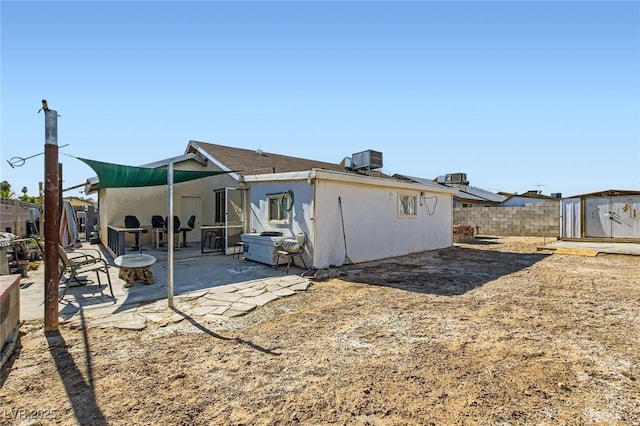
[268,193,288,222]
[398,193,417,217]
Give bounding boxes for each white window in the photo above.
[398,193,417,217]
[267,193,290,222]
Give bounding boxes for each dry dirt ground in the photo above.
[1,237,639,425]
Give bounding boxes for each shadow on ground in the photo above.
[46,310,107,425]
[348,245,548,296]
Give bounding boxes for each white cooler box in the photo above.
[240,233,288,266]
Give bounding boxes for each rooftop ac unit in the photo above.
[550,193,562,199]
[352,150,383,170]
[446,173,468,185]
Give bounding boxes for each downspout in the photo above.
[309,170,318,269]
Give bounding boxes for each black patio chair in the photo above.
[151,215,165,248]
[179,215,196,248]
[124,215,148,251]
[164,216,181,249]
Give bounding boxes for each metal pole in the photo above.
[43,106,60,332]
[167,162,174,308]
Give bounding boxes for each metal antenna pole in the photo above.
[43,100,60,332]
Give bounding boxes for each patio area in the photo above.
[18,242,312,328]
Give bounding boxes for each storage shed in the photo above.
[560,190,640,241]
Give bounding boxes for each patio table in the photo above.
[114,253,156,288]
[108,225,146,256]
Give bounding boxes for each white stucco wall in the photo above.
[247,180,314,237]
[246,180,315,266]
[313,180,452,268]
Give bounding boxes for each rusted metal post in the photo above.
[44,104,60,332]
[38,182,44,239]
[58,163,63,214]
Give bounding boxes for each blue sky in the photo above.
[2,1,639,199]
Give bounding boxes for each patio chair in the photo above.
[151,215,165,248]
[164,216,181,249]
[179,215,196,248]
[124,215,148,251]
[275,233,307,273]
[57,245,114,300]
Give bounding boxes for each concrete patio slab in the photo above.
[17,242,313,329]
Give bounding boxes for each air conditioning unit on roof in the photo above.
[445,173,468,185]
[352,150,383,170]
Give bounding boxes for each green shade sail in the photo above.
[79,158,234,189]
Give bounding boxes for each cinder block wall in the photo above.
[0,275,20,367]
[453,200,560,237]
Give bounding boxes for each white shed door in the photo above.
[585,197,610,238]
[610,197,640,238]
[585,196,640,238]
[561,198,581,238]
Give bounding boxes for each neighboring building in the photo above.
[83,141,456,267]
[395,172,505,207]
[560,189,640,241]
[498,190,558,207]
[63,196,97,211]
[0,197,39,236]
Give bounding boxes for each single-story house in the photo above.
[83,141,457,268]
[560,189,640,241]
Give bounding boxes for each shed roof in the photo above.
[565,189,640,198]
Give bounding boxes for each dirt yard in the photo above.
[1,237,639,425]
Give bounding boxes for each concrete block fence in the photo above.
[453,200,560,237]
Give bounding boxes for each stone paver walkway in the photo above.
[63,275,312,330]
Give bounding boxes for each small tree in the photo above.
[0,180,16,199]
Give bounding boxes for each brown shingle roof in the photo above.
[191,141,347,176]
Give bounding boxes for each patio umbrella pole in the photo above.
[167,162,174,308]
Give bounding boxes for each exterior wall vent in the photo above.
[352,150,383,170]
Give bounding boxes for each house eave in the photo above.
[241,169,459,194]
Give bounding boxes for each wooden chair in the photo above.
[57,245,114,300]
